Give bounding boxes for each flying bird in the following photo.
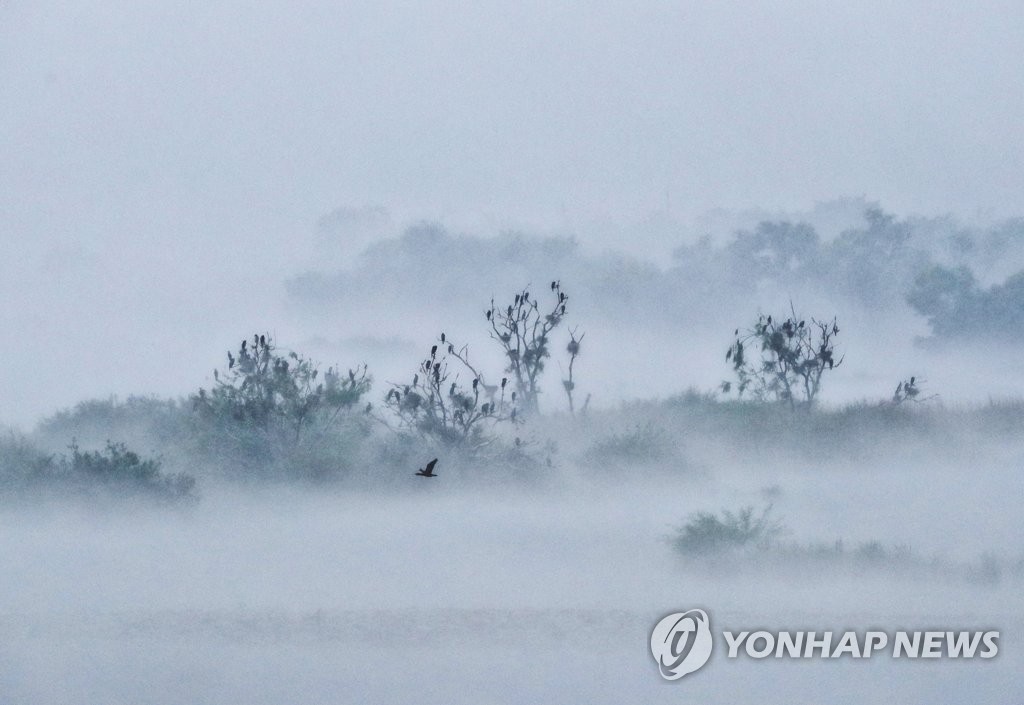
[415,458,439,478]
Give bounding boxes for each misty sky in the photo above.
[2,1,1023,422]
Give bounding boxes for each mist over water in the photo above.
[1,454,1021,703]
[3,2,1024,703]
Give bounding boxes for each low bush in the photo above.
[0,434,195,502]
[190,334,372,478]
[584,422,680,467]
[671,505,782,555]
[60,441,196,500]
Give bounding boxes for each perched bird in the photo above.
[415,458,439,478]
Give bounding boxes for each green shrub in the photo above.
[585,422,679,466]
[0,434,195,502]
[0,432,56,489]
[61,441,195,500]
[36,396,189,451]
[191,334,372,477]
[672,505,781,555]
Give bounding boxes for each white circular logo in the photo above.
[650,609,714,680]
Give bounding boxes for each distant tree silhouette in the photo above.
[724,307,843,410]
[382,333,515,448]
[192,333,371,455]
[486,282,569,415]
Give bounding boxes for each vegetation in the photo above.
[287,203,1024,341]
[190,334,372,477]
[724,309,843,409]
[381,280,583,455]
[562,327,586,416]
[61,441,195,500]
[382,332,515,448]
[671,505,782,554]
[486,282,571,415]
[0,434,195,502]
[584,422,679,467]
[907,265,1024,341]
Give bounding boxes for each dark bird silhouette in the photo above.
[415,458,439,478]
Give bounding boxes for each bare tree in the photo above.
[383,333,515,447]
[562,327,586,416]
[486,282,568,415]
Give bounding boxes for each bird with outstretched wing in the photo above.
[415,458,439,477]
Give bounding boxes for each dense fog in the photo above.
[2,2,1023,703]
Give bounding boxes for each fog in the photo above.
[4,1,1024,421]
[2,2,1024,702]
[2,448,1021,703]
